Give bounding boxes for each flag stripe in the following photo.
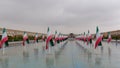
[23,32,28,46]
[0,28,8,47]
[46,35,53,49]
[95,36,102,49]
[95,26,102,49]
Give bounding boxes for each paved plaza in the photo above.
[0,40,120,68]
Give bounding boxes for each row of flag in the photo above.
[46,27,68,50]
[0,28,42,48]
[76,30,92,45]
[76,26,112,49]
[0,28,47,54]
[0,26,112,51]
[22,32,39,46]
[0,27,68,52]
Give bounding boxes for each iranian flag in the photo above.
[54,30,57,44]
[54,30,60,44]
[84,32,86,42]
[0,28,8,48]
[55,30,57,36]
[46,27,54,49]
[107,32,112,43]
[87,30,92,45]
[41,34,45,41]
[34,33,38,43]
[95,26,102,49]
[23,32,29,46]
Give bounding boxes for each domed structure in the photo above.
[68,33,75,38]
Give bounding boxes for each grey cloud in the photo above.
[0,0,120,33]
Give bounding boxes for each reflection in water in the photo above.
[42,45,46,54]
[87,52,92,63]
[45,55,56,68]
[108,47,111,64]
[45,41,68,68]
[23,51,29,63]
[95,56,102,67]
[75,41,104,68]
[0,57,9,68]
[62,41,68,48]
[108,47,111,57]
[101,46,103,54]
[75,41,85,50]
[95,57,101,65]
[87,52,93,68]
[34,48,39,60]
[116,39,118,47]
[34,48,39,55]
[55,41,68,59]
[76,41,94,65]
[55,50,62,60]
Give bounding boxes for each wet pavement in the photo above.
[0,40,120,68]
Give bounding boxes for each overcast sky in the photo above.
[0,0,120,34]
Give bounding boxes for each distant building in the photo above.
[0,28,45,37]
[102,30,120,37]
[68,33,75,38]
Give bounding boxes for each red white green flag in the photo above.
[23,32,29,46]
[55,30,57,36]
[54,30,60,44]
[87,30,92,44]
[84,32,86,42]
[107,32,112,43]
[0,28,8,48]
[46,27,54,49]
[34,33,38,43]
[88,30,92,41]
[95,26,102,49]
[42,34,45,41]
